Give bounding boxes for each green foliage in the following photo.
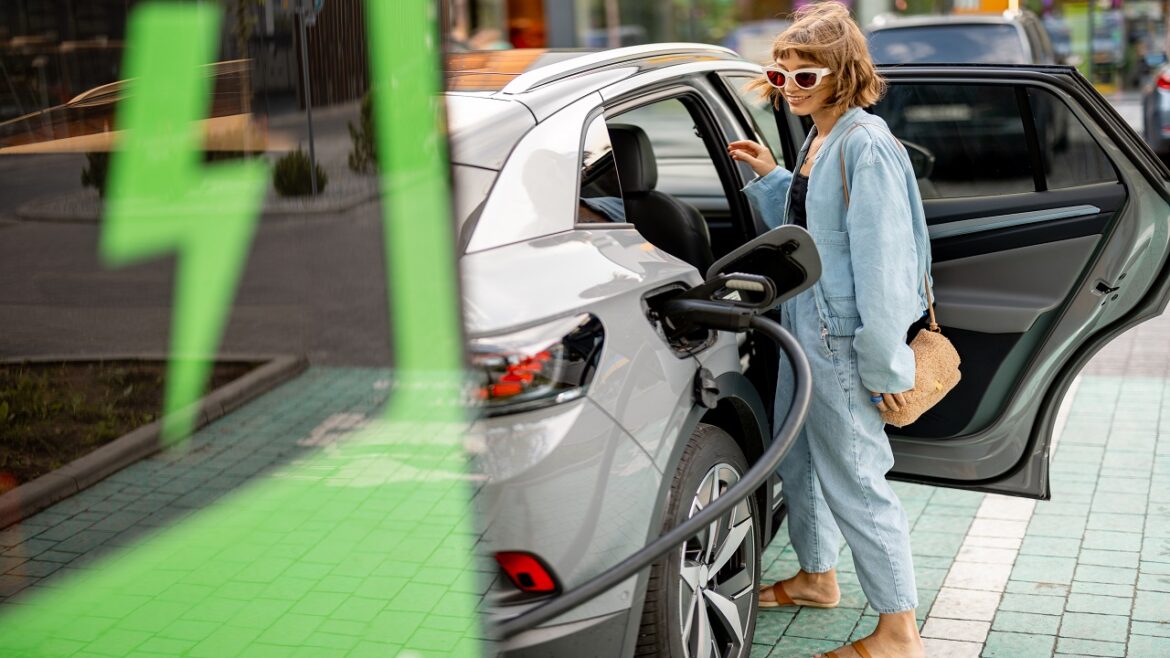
[81,152,110,196]
[273,147,329,196]
[348,91,378,173]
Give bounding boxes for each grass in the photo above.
[0,361,257,492]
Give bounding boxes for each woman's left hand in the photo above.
[871,391,912,413]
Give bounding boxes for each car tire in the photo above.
[634,423,760,658]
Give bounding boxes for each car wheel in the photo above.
[635,423,760,658]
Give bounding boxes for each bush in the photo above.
[347,91,377,173]
[80,152,109,197]
[273,147,328,197]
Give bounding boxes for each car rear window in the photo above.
[869,24,1028,65]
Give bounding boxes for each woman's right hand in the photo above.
[728,140,777,178]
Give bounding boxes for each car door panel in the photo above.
[770,66,1170,498]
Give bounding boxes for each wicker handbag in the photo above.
[839,133,961,428]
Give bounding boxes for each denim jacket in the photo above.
[742,107,932,393]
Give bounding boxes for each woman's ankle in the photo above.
[875,609,921,641]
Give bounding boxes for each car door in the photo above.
[757,65,1170,499]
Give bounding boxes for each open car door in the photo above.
[770,65,1170,499]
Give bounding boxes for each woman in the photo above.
[727,4,931,658]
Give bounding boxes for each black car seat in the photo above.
[607,124,715,273]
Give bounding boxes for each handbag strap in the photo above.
[838,127,940,333]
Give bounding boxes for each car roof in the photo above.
[443,44,746,166]
[868,11,1035,31]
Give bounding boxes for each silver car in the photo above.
[456,45,1170,657]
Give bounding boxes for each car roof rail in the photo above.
[500,43,742,95]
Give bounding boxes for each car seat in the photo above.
[607,124,715,272]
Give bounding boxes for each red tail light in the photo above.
[495,551,558,594]
[1157,71,1170,91]
[471,314,603,416]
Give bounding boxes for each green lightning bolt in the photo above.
[101,2,267,444]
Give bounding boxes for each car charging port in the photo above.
[658,272,778,338]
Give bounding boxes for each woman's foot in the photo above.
[814,610,924,658]
[759,568,840,607]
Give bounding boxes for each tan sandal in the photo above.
[758,580,840,609]
[825,639,873,658]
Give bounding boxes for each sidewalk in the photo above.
[750,311,1170,657]
[13,100,378,223]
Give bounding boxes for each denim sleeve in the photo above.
[741,166,793,229]
[845,139,919,394]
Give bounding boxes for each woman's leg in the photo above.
[761,301,842,605]
[806,332,922,657]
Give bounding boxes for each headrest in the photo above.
[607,123,657,194]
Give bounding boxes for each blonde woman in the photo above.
[728,4,931,658]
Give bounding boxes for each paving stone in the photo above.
[1007,580,1071,597]
[992,610,1061,636]
[982,630,1056,657]
[1128,634,1170,657]
[1064,593,1133,616]
[1012,555,1077,586]
[1133,590,1170,623]
[1081,530,1144,553]
[1078,549,1139,569]
[1130,620,1170,638]
[1058,612,1130,642]
[1054,637,1127,657]
[945,563,1012,591]
[930,588,1001,622]
[783,606,863,642]
[1019,536,1082,558]
[922,618,991,643]
[922,637,983,657]
[1070,581,1135,598]
[1028,516,1089,539]
[998,593,1067,616]
[1074,564,1137,586]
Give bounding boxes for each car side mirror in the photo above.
[705,225,821,308]
[901,139,935,180]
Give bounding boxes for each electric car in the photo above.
[454,45,1170,657]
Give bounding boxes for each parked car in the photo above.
[867,11,1059,66]
[1142,63,1170,161]
[865,11,1069,180]
[450,45,1170,657]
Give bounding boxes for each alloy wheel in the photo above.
[678,462,757,658]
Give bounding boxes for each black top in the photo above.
[790,173,809,230]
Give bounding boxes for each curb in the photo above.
[14,190,379,224]
[0,354,308,529]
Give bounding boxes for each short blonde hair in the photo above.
[751,2,885,111]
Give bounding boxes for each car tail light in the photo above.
[1157,70,1170,91]
[470,314,603,417]
[495,551,559,594]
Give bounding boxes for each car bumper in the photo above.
[472,397,663,640]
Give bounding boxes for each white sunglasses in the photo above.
[763,66,833,90]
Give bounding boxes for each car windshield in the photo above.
[869,24,1028,64]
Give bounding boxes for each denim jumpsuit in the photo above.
[742,108,931,614]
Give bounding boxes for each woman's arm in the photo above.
[729,140,793,229]
[843,131,920,395]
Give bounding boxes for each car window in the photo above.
[868,24,1029,64]
[872,83,1034,198]
[722,74,786,168]
[1028,88,1118,190]
[871,82,1119,200]
[613,98,722,198]
[578,115,626,223]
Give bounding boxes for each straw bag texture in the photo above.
[838,132,961,427]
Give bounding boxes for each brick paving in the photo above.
[750,310,1170,657]
[0,368,483,657]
